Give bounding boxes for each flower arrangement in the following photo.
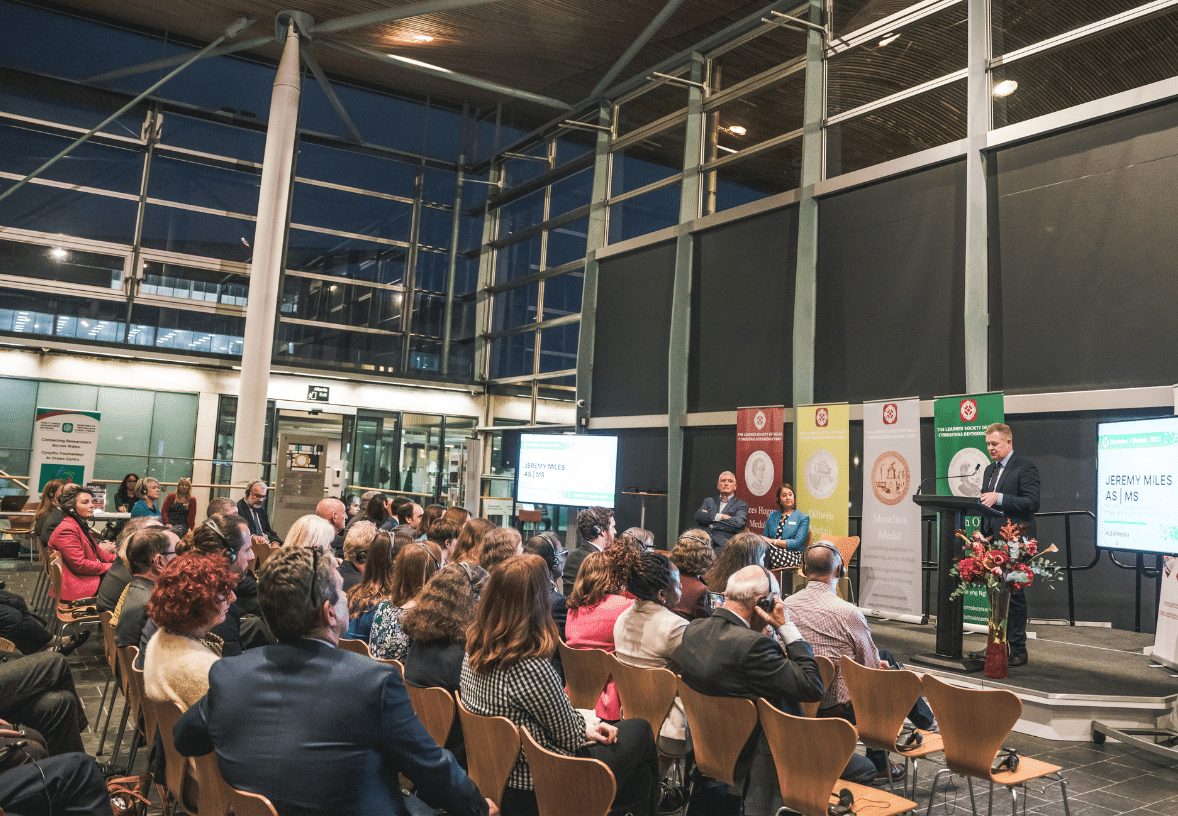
[949,520,1061,599]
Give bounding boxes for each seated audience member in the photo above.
[675,566,871,816]
[392,501,424,539]
[339,521,375,593]
[344,491,378,530]
[426,518,462,564]
[361,494,391,532]
[284,514,336,558]
[564,549,635,722]
[97,517,163,613]
[0,652,89,755]
[387,496,411,529]
[563,507,615,596]
[34,479,66,551]
[784,542,936,785]
[461,554,657,816]
[442,506,471,529]
[418,503,446,540]
[703,531,768,601]
[237,481,278,542]
[345,494,362,521]
[619,527,656,552]
[206,496,236,517]
[368,541,441,660]
[0,587,80,655]
[48,484,116,602]
[0,751,109,816]
[114,526,179,647]
[174,547,492,816]
[450,518,493,565]
[762,483,809,570]
[524,532,569,679]
[129,477,162,519]
[345,527,394,641]
[144,553,235,710]
[392,531,414,563]
[479,527,523,575]
[113,473,139,514]
[669,530,714,620]
[613,550,689,757]
[316,497,348,557]
[161,477,197,536]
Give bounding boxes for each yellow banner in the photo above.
[795,403,849,539]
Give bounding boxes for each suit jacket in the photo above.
[694,495,749,551]
[174,638,486,816]
[236,498,277,542]
[981,453,1040,539]
[561,541,601,596]
[47,516,116,601]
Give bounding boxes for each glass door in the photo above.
[351,410,401,495]
[399,413,443,505]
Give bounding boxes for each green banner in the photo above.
[933,393,1004,625]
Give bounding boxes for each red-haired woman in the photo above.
[460,554,658,816]
[143,553,236,710]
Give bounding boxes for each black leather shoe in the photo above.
[967,649,986,660]
[873,762,906,785]
[1008,651,1029,667]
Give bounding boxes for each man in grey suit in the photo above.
[694,471,749,553]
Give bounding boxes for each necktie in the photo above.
[988,465,1001,492]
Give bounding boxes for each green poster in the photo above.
[933,393,1005,625]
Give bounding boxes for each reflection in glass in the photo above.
[352,410,400,493]
[710,72,805,152]
[400,412,444,500]
[617,82,689,133]
[608,182,682,243]
[148,155,261,214]
[547,219,589,268]
[275,321,400,370]
[992,0,1152,56]
[141,260,247,305]
[280,277,403,332]
[706,138,803,215]
[542,271,584,318]
[140,205,253,262]
[0,185,137,245]
[492,283,539,332]
[286,231,408,286]
[495,235,542,284]
[291,182,413,243]
[0,239,123,290]
[611,127,686,196]
[710,26,806,90]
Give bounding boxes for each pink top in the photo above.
[49,516,116,601]
[565,593,634,720]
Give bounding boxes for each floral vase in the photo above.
[985,583,1011,679]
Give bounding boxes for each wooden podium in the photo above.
[910,493,1004,673]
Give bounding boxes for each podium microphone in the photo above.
[915,463,980,495]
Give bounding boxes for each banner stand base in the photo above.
[911,653,984,673]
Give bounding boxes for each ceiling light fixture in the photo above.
[410,34,434,43]
[877,32,900,47]
[993,79,1019,97]
[727,125,747,136]
[50,247,68,261]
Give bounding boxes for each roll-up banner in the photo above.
[736,406,784,534]
[933,393,1005,627]
[30,407,102,492]
[796,403,849,539]
[860,398,923,621]
[1154,556,1178,670]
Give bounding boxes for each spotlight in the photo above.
[877,32,900,47]
[993,79,1018,97]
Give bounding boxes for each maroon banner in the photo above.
[736,406,784,534]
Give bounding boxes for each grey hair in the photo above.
[135,477,159,500]
[723,564,771,603]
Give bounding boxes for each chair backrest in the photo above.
[455,694,521,808]
[557,642,614,710]
[150,698,194,812]
[100,611,118,672]
[115,646,141,717]
[817,534,861,566]
[611,659,677,737]
[756,698,858,816]
[840,656,923,750]
[0,636,15,652]
[338,638,372,657]
[922,674,1022,778]
[128,662,158,757]
[252,542,277,570]
[151,697,232,816]
[675,678,758,787]
[405,685,456,748]
[800,655,836,718]
[520,726,616,816]
[376,657,404,678]
[225,788,280,816]
[49,554,63,603]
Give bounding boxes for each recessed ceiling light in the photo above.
[49,247,68,261]
[410,34,434,43]
[993,79,1019,97]
[727,125,747,136]
[877,32,900,47]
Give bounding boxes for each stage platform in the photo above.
[870,616,1178,745]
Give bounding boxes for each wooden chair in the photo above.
[95,611,120,754]
[922,675,1070,816]
[611,660,677,743]
[338,638,372,657]
[225,788,280,816]
[675,679,758,789]
[252,541,278,571]
[840,656,943,797]
[376,657,404,678]
[0,636,14,652]
[521,726,616,816]
[111,645,143,768]
[128,664,171,811]
[793,535,860,601]
[800,655,836,718]
[756,698,916,816]
[48,555,99,649]
[154,698,233,816]
[404,685,456,748]
[557,642,614,710]
[455,694,521,808]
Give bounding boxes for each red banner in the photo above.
[736,406,784,534]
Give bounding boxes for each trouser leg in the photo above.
[582,718,659,816]
[0,752,109,816]
[0,653,87,755]
[1008,589,1027,653]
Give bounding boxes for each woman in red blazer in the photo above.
[48,484,117,601]
[161,477,197,535]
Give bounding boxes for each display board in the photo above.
[1096,416,1178,556]
[516,434,618,507]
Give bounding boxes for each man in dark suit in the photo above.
[675,566,874,816]
[561,506,614,596]
[236,480,279,543]
[978,422,1040,667]
[175,546,493,816]
[694,471,749,553]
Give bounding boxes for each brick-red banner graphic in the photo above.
[736,406,784,534]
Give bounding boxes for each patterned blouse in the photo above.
[459,654,586,791]
[367,602,411,661]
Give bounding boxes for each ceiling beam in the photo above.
[86,35,273,84]
[310,0,510,36]
[321,40,571,110]
[301,46,364,143]
[588,0,691,100]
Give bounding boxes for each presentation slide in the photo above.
[517,434,617,507]
[1096,416,1178,556]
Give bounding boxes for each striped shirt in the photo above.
[783,580,880,708]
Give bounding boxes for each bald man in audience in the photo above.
[317,497,348,557]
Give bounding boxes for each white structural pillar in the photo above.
[232,19,303,488]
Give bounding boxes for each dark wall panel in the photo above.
[591,242,675,417]
[690,207,798,413]
[815,161,966,403]
[603,428,670,549]
[679,425,737,536]
[993,101,1178,393]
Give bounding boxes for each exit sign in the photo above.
[307,385,330,402]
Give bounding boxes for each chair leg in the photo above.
[96,678,119,756]
[910,758,920,800]
[966,776,978,816]
[925,768,953,816]
[110,697,131,765]
[1055,775,1070,816]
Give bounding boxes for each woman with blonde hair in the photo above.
[282,514,335,556]
[130,477,161,519]
[161,477,197,535]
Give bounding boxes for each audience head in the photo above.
[419,504,446,538]
[426,518,462,562]
[705,532,767,592]
[442,506,471,528]
[36,478,67,517]
[315,497,347,532]
[117,516,166,563]
[479,526,523,574]
[359,490,378,507]
[284,514,336,557]
[466,554,558,673]
[451,517,493,564]
[126,527,175,577]
[717,471,737,495]
[206,496,236,517]
[622,550,680,608]
[398,502,424,530]
[346,529,395,617]
[389,540,441,607]
[619,527,655,551]
[345,494,361,518]
[392,531,414,561]
[388,495,411,517]
[58,484,95,524]
[567,549,625,610]
[576,507,615,547]
[613,528,649,554]
[242,480,267,510]
[723,564,773,606]
[365,494,389,526]
[342,520,377,570]
[116,474,139,499]
[802,541,843,580]
[175,477,192,501]
[146,553,236,638]
[402,563,486,645]
[136,477,160,501]
[524,532,566,585]
[776,483,798,512]
[259,546,345,643]
[670,529,714,579]
[188,512,253,577]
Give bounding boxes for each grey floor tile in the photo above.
[1143,797,1178,816]
[1100,776,1178,806]
[1075,761,1150,784]
[1032,797,1119,816]
[1074,789,1158,813]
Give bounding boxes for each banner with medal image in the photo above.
[736,406,784,534]
[933,393,1005,627]
[796,403,849,539]
[860,398,923,621]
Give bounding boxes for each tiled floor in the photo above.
[5,559,1178,816]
